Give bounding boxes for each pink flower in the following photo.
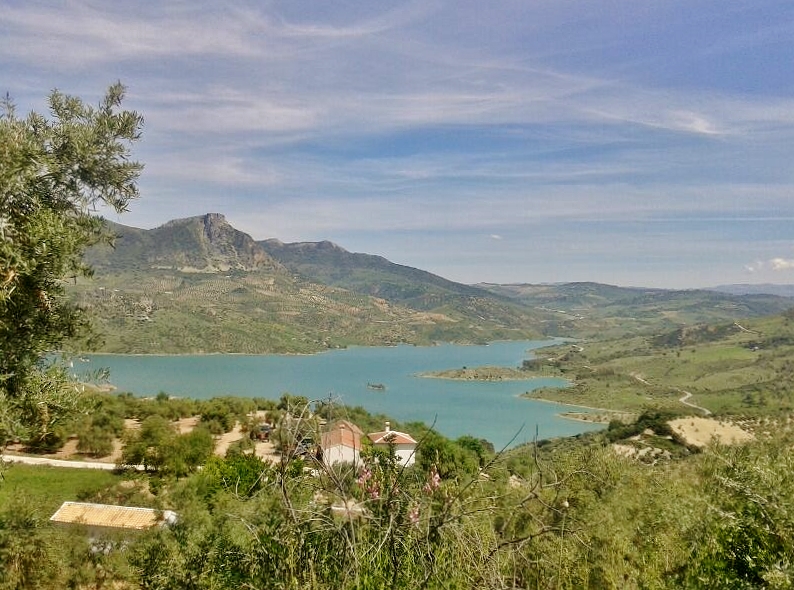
[408,504,420,526]
[423,466,441,493]
[356,467,372,487]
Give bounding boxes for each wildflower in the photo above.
[408,504,420,526]
[356,467,372,487]
[423,466,441,494]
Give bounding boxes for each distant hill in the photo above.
[709,284,794,298]
[476,282,794,339]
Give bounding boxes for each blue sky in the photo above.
[3,0,794,288]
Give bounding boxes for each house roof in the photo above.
[321,420,363,450]
[368,430,417,446]
[334,420,364,436]
[50,502,177,531]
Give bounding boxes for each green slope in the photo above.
[523,310,794,416]
[70,216,544,353]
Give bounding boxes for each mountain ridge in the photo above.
[71,214,794,354]
[71,215,544,354]
[86,213,282,273]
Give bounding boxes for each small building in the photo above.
[50,501,177,540]
[367,422,417,467]
[321,420,364,466]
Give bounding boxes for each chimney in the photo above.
[384,421,390,433]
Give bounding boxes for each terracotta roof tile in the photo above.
[321,421,363,449]
[367,430,417,445]
[50,502,177,531]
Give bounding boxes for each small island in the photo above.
[419,366,535,381]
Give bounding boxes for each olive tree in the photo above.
[0,83,142,445]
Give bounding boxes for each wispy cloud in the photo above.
[3,0,793,287]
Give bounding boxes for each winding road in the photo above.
[631,373,711,415]
[677,390,712,416]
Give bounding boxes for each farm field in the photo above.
[523,312,794,417]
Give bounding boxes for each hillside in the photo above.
[69,216,543,354]
[477,281,794,338]
[260,238,488,308]
[70,214,794,354]
[259,238,544,338]
[710,283,794,297]
[522,309,794,416]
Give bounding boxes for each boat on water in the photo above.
[367,382,387,391]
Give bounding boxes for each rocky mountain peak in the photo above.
[98,214,282,273]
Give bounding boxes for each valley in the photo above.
[68,214,794,357]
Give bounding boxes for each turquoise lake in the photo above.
[80,340,603,448]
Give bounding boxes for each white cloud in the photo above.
[770,258,794,271]
[743,258,794,274]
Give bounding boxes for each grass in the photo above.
[521,313,794,417]
[0,464,123,516]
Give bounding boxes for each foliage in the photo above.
[414,428,480,478]
[201,453,271,498]
[129,417,586,590]
[0,496,52,590]
[121,415,213,476]
[0,83,142,444]
[4,410,794,588]
[679,442,794,588]
[605,409,677,442]
[75,396,125,456]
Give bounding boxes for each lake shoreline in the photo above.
[527,397,634,424]
[74,340,602,448]
[67,337,570,359]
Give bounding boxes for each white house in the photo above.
[321,420,364,466]
[367,422,417,467]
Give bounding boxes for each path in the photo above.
[677,390,712,416]
[1,453,143,471]
[629,372,711,415]
[214,422,245,457]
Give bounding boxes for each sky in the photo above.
[2,0,794,289]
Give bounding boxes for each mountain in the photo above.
[70,214,794,354]
[85,213,281,273]
[259,239,555,333]
[70,215,543,354]
[260,239,503,308]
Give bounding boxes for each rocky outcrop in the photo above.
[88,214,283,273]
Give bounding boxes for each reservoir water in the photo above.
[81,340,603,448]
